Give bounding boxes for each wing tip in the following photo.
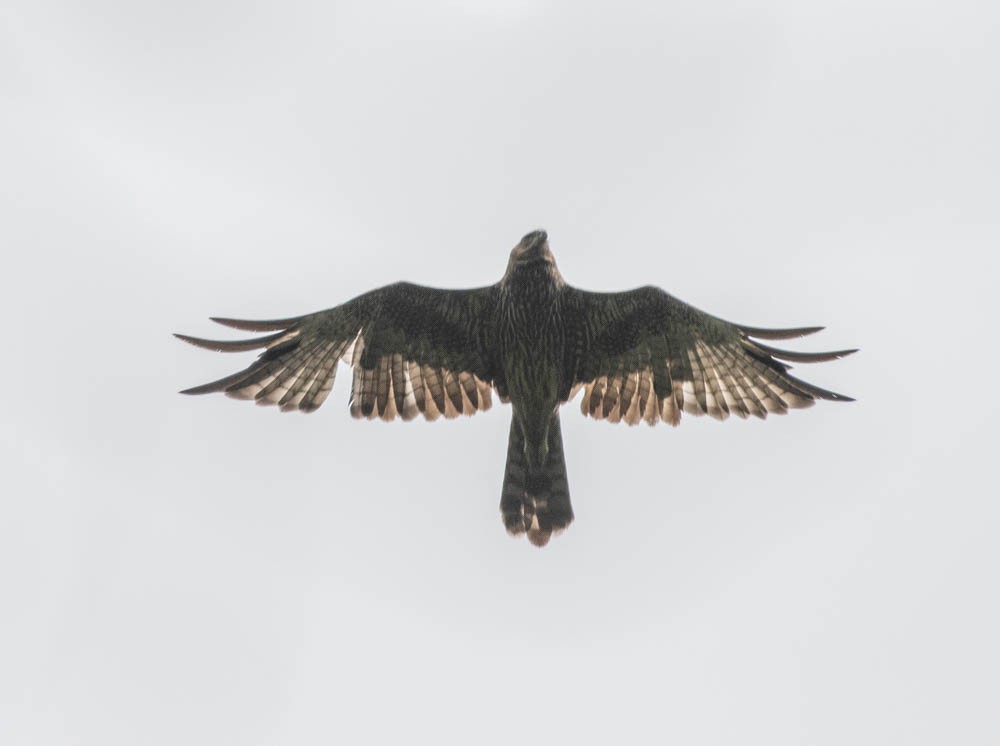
[178,383,217,395]
[175,329,295,353]
[738,324,825,340]
[210,315,301,331]
[750,343,860,364]
[175,332,225,353]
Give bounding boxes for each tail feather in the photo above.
[501,413,573,547]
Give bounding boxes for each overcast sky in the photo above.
[2,1,998,744]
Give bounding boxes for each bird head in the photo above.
[508,230,555,267]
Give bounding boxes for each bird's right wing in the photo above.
[564,286,856,426]
[176,282,498,421]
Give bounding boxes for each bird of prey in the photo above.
[176,230,855,546]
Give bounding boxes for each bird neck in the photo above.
[501,259,565,292]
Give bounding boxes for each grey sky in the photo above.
[2,1,998,744]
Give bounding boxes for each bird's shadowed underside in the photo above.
[176,230,856,547]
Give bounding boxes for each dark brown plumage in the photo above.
[177,230,856,546]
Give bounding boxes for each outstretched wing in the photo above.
[564,286,856,426]
[176,282,498,421]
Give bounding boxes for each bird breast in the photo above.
[496,275,566,416]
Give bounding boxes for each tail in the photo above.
[501,412,573,547]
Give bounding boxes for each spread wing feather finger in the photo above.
[178,282,499,418]
[569,286,854,427]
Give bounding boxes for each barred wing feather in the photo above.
[567,286,856,426]
[176,282,497,421]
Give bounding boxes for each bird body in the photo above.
[497,235,567,463]
[495,233,574,543]
[177,230,856,546]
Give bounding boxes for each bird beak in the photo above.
[524,230,548,250]
[518,230,549,260]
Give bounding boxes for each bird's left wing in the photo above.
[563,286,856,426]
[176,282,498,421]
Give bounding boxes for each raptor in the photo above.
[176,230,856,546]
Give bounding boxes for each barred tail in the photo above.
[500,412,573,547]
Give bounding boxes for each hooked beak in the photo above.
[517,230,549,261]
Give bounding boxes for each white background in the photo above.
[2,1,998,744]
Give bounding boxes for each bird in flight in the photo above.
[177,230,856,546]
